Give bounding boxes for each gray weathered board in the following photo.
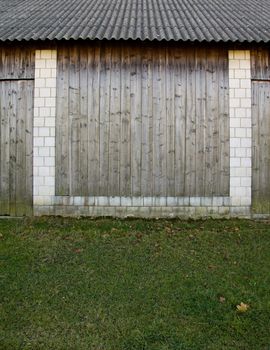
[251,48,270,213]
[0,47,34,216]
[56,42,230,197]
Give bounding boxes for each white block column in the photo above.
[229,50,252,209]
[33,50,57,210]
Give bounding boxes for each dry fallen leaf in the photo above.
[236,302,249,313]
[219,296,226,303]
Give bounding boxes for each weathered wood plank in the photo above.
[120,45,131,195]
[55,43,229,198]
[174,47,186,196]
[185,47,196,196]
[0,46,35,80]
[0,81,10,215]
[108,44,121,196]
[166,46,175,197]
[99,44,111,196]
[8,82,17,216]
[252,81,270,213]
[56,47,70,195]
[194,48,206,196]
[141,45,153,196]
[88,44,100,195]
[69,45,81,195]
[130,46,142,196]
[79,46,89,196]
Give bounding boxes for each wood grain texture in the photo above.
[252,81,270,213]
[0,47,35,80]
[0,80,33,216]
[251,47,270,80]
[56,43,229,197]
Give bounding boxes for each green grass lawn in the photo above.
[0,218,270,350]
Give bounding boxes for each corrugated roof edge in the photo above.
[0,37,269,43]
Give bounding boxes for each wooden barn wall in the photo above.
[251,47,270,213]
[0,46,34,215]
[251,47,270,80]
[0,46,35,79]
[56,42,229,197]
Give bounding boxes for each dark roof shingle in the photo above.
[1,0,270,42]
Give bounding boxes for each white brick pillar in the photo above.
[33,50,57,211]
[229,50,252,211]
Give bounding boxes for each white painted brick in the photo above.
[49,167,55,176]
[44,157,55,166]
[44,117,55,127]
[121,197,132,206]
[44,177,55,186]
[230,196,241,206]
[229,79,240,89]
[240,118,251,128]
[240,79,251,89]
[228,51,234,59]
[35,60,46,69]
[38,147,50,157]
[234,51,246,60]
[34,177,44,186]
[33,137,44,147]
[40,50,53,59]
[39,87,51,97]
[230,118,241,128]
[229,60,240,69]
[230,177,241,187]
[33,156,44,167]
[230,157,240,167]
[39,107,51,117]
[240,197,252,206]
[230,138,241,148]
[190,197,201,206]
[143,197,153,206]
[39,128,50,137]
[239,60,250,69]
[50,128,55,137]
[241,157,251,168]
[46,59,57,69]
[235,147,246,157]
[240,98,251,108]
[45,97,56,107]
[240,138,251,148]
[235,108,247,118]
[35,97,45,107]
[230,98,240,108]
[44,137,55,147]
[35,78,46,88]
[246,128,252,138]
[235,128,246,138]
[50,148,55,157]
[109,197,121,206]
[234,88,246,98]
[40,68,52,77]
[51,68,57,78]
[38,186,53,196]
[166,197,178,206]
[234,69,246,79]
[34,118,45,127]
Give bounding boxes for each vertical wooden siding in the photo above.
[0,46,34,216]
[251,48,270,213]
[0,47,35,79]
[252,81,270,213]
[56,43,229,197]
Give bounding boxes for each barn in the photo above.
[0,0,270,218]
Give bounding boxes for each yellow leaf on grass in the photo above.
[236,302,249,313]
